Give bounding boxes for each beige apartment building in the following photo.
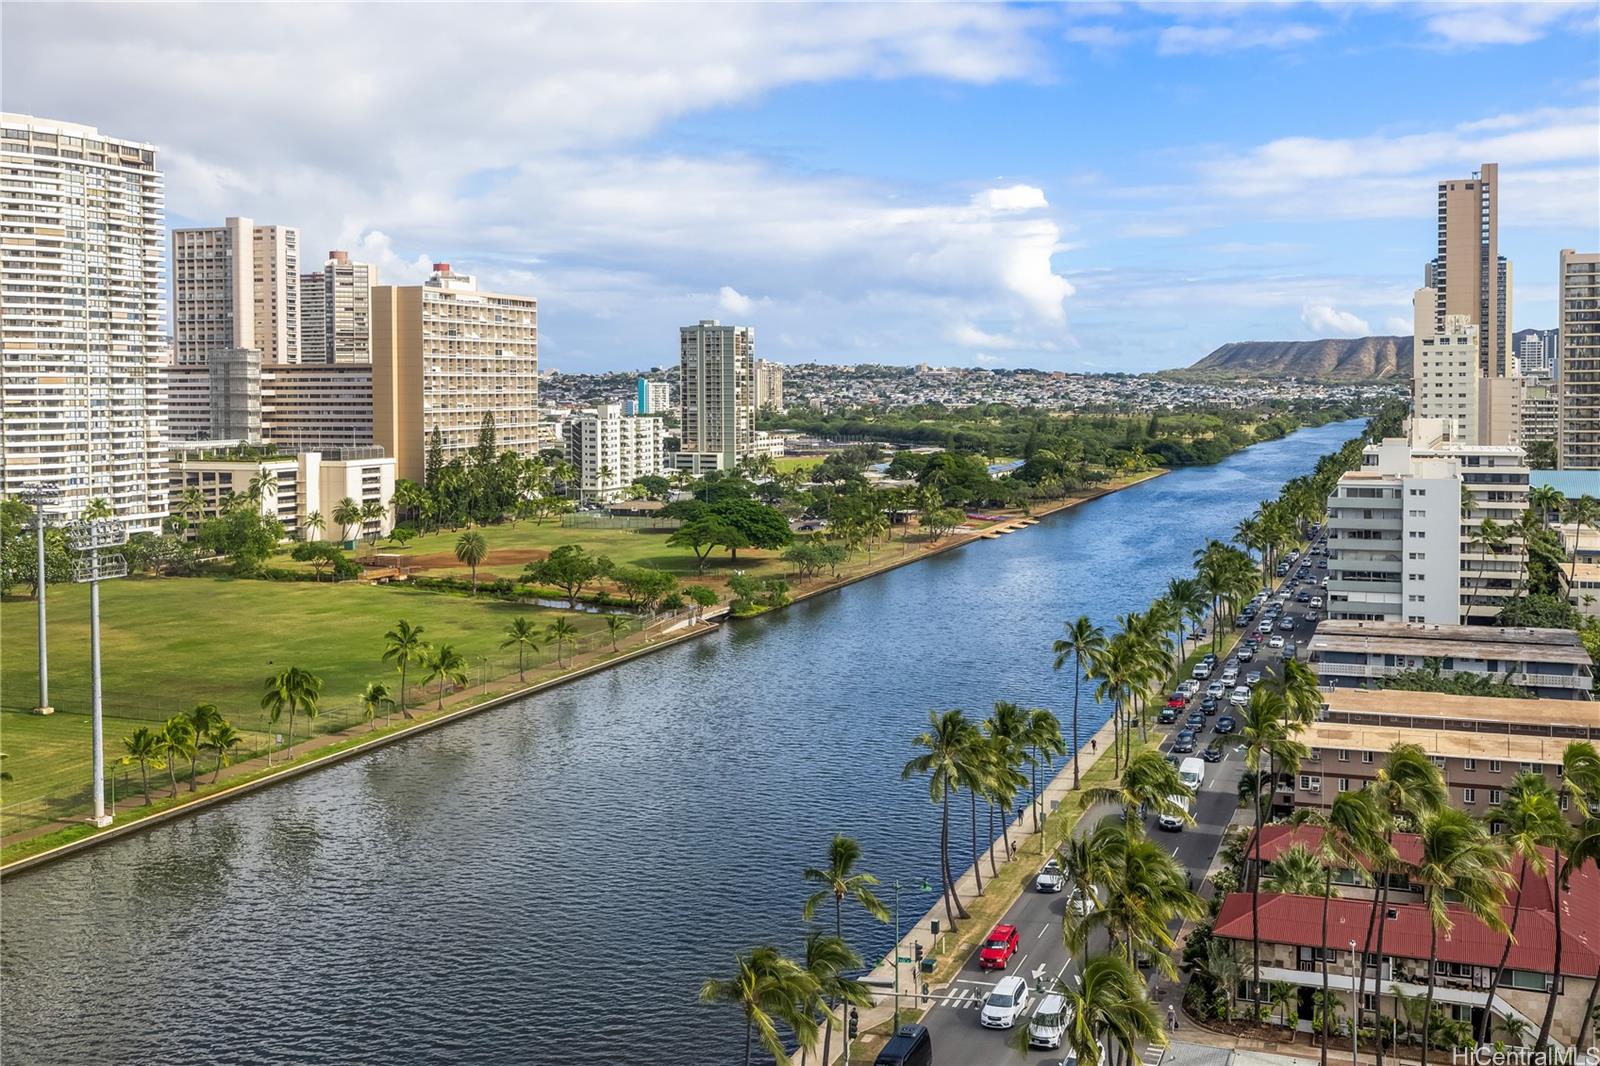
[371,263,539,483]
[300,249,375,364]
[0,114,169,531]
[1427,163,1513,377]
[1557,249,1600,469]
[677,319,754,470]
[170,445,394,543]
[166,360,374,450]
[171,216,301,365]
[753,358,785,411]
[1411,288,1479,443]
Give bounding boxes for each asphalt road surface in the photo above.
[915,537,1328,1066]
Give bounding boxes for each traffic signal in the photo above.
[848,1008,859,1040]
[914,941,923,964]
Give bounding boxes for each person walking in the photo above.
[1167,1004,1177,1031]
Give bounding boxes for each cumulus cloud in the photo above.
[1157,22,1321,55]
[1301,304,1371,337]
[1421,2,1588,47]
[718,286,755,315]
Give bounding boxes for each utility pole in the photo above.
[69,516,128,827]
[22,483,61,714]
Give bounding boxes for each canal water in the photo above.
[0,419,1365,1066]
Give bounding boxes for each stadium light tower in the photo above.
[20,483,62,715]
[68,516,128,827]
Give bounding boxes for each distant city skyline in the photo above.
[3,2,1596,374]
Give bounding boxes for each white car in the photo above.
[1257,619,1274,634]
[1028,992,1070,1049]
[1219,667,1238,686]
[981,975,1031,1029]
[1310,596,1324,608]
[1035,862,1065,893]
[1068,888,1094,916]
[1267,635,1285,649]
[1191,662,1212,681]
[1178,679,1200,698]
[1205,681,1225,699]
[1230,685,1250,706]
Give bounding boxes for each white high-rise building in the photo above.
[677,319,753,470]
[172,216,300,364]
[1412,287,1479,444]
[754,359,785,411]
[1519,333,1551,378]
[564,403,664,501]
[300,249,375,364]
[626,378,672,416]
[0,114,169,531]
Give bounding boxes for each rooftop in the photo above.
[1321,688,1599,729]
[1309,620,1591,666]
[1303,720,1580,762]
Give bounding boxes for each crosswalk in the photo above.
[1141,1042,1167,1066]
[937,985,986,1010]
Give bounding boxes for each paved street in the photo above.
[914,536,1328,1066]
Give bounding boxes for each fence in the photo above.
[559,514,682,532]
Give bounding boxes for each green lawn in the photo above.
[0,577,608,833]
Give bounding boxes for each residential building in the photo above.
[677,319,753,470]
[207,348,262,442]
[299,249,375,364]
[1427,163,1513,377]
[1478,374,1524,448]
[754,358,785,411]
[1222,825,1599,1046]
[171,216,300,364]
[1323,420,1527,624]
[166,360,374,450]
[170,445,394,543]
[1519,331,1551,378]
[627,378,672,416]
[563,403,664,501]
[370,263,539,483]
[1557,250,1600,469]
[1411,290,1478,444]
[0,114,169,531]
[1306,620,1593,699]
[1523,379,1558,451]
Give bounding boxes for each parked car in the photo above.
[1202,737,1226,762]
[1171,730,1197,754]
[979,924,1021,970]
[980,976,1031,1029]
[1215,715,1237,734]
[1267,635,1285,649]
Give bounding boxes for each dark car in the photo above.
[1296,590,1311,602]
[1214,715,1237,734]
[1186,711,1206,728]
[874,1024,933,1066]
[1202,738,1226,763]
[1171,729,1197,754]
[1200,696,1218,714]
[1157,707,1176,724]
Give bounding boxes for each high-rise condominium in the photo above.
[171,216,300,364]
[1557,250,1600,470]
[0,114,169,531]
[300,249,375,364]
[1426,163,1513,377]
[1411,286,1479,445]
[753,359,785,411]
[565,403,664,501]
[678,319,753,470]
[370,263,539,483]
[630,378,672,416]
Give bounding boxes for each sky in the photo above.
[4,2,1598,374]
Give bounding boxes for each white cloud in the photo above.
[1064,24,1134,48]
[1156,22,1321,55]
[1383,316,1413,334]
[718,286,755,315]
[973,352,1003,367]
[1421,3,1587,47]
[977,185,1050,212]
[1301,304,1370,337]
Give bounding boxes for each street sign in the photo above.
[896,955,914,964]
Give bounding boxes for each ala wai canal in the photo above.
[0,419,1366,1066]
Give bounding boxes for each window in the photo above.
[1300,775,1322,791]
[1463,788,1476,804]
[1490,760,1502,773]
[1362,752,1374,764]
[1338,749,1350,762]
[1521,763,1538,774]
[1489,790,1502,806]
[1339,778,1351,793]
[1463,759,1476,771]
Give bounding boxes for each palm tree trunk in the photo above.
[400,663,413,719]
[1001,800,1015,859]
[518,647,525,682]
[986,801,999,877]
[1422,916,1439,1066]
[1321,866,1333,1066]
[188,751,199,792]
[1072,667,1082,789]
[1111,699,1122,773]
[940,792,965,925]
[167,755,178,798]
[744,1015,753,1066]
[1371,865,1394,1066]
[1534,857,1567,1050]
[1575,958,1600,1049]
[1355,866,1382,1061]
[970,790,985,896]
[1478,857,1528,1042]
[212,752,224,784]
[1251,776,1263,1005]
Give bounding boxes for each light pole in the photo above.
[21,483,61,715]
[1348,938,1358,1066]
[68,516,128,828]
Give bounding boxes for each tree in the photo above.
[1052,615,1106,790]
[421,643,469,710]
[302,510,326,540]
[382,619,427,719]
[1081,748,1192,830]
[796,933,872,1066]
[359,681,394,731]
[612,566,677,612]
[669,516,748,571]
[800,835,889,1064]
[605,614,630,651]
[1534,742,1600,1051]
[260,666,322,762]
[196,505,283,574]
[685,584,718,621]
[1477,773,1563,1042]
[159,716,195,798]
[546,617,579,668]
[1061,953,1165,1066]
[699,945,819,1066]
[903,709,977,932]
[1023,707,1067,836]
[523,544,613,608]
[181,703,224,791]
[332,496,363,544]
[1238,687,1309,998]
[361,499,387,545]
[500,616,542,681]
[122,727,162,804]
[291,540,358,581]
[207,722,243,783]
[455,530,488,593]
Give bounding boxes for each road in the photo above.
[915,535,1328,1066]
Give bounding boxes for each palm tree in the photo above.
[1529,484,1563,525]
[122,727,161,804]
[699,945,819,1066]
[159,716,195,798]
[500,616,542,681]
[1081,748,1191,831]
[207,722,243,783]
[903,708,976,931]
[796,933,873,1066]
[1478,773,1563,1042]
[1023,707,1067,834]
[1053,615,1105,789]
[361,499,387,544]
[1062,952,1165,1066]
[455,530,488,593]
[422,643,469,710]
[332,496,363,543]
[1058,830,1110,966]
[605,614,630,652]
[545,617,578,668]
[982,700,1030,867]
[1414,808,1511,1066]
[359,681,394,730]
[800,836,887,1065]
[1081,818,1203,974]
[178,486,207,532]
[1302,791,1387,1065]
[260,666,322,762]
[1534,741,1600,1051]
[182,702,224,791]
[302,509,326,540]
[383,619,427,719]
[1240,687,1310,999]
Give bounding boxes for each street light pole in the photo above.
[69,516,127,828]
[892,880,902,1032]
[22,483,61,715]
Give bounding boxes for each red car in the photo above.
[978,924,1020,969]
[1165,692,1187,710]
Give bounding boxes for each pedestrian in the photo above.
[1090,738,1097,753]
[1168,1004,1176,1031]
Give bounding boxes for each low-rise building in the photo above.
[170,445,394,543]
[563,403,664,501]
[1306,620,1594,699]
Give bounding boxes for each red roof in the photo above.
[1213,875,1600,978]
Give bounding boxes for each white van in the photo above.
[1179,757,1205,791]
[1028,993,1070,1049]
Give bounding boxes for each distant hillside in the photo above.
[1180,336,1414,381]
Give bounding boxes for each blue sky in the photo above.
[5,2,1597,373]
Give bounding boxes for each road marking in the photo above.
[1037,927,1047,939]
[1030,963,1047,983]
